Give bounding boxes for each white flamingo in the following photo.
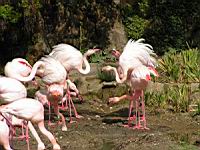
[49,44,100,75]
[29,55,68,131]
[0,76,46,150]
[102,39,158,129]
[104,39,157,83]
[4,58,32,80]
[0,98,60,150]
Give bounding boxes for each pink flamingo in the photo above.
[4,58,38,86]
[4,58,32,79]
[102,39,158,129]
[0,120,12,150]
[49,44,99,120]
[26,56,68,131]
[49,44,100,75]
[0,76,46,150]
[0,98,61,150]
[0,76,27,104]
[0,112,46,150]
[60,79,83,123]
[105,39,157,83]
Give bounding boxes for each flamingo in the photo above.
[59,79,83,123]
[4,58,32,80]
[104,39,157,84]
[0,120,12,150]
[102,39,158,129]
[0,76,47,150]
[0,98,61,150]
[0,76,27,104]
[4,58,38,86]
[26,55,68,131]
[49,44,100,75]
[0,112,46,150]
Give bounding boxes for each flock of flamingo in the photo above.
[0,38,158,150]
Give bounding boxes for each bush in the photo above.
[158,48,200,83]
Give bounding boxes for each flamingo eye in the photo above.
[18,61,32,69]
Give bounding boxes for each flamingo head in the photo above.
[48,84,64,100]
[84,48,101,57]
[14,58,32,76]
[111,49,121,59]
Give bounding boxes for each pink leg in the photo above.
[130,90,142,129]
[140,90,149,130]
[122,99,134,128]
[67,92,83,124]
[52,103,67,131]
[25,124,30,150]
[37,121,60,150]
[48,102,53,126]
[59,94,68,111]
[69,96,83,119]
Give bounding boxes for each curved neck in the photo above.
[111,67,127,84]
[78,55,90,74]
[15,61,43,82]
[77,49,95,74]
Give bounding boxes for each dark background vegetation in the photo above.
[0,0,200,65]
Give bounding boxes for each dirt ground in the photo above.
[8,99,200,150]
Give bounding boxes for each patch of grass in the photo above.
[158,48,200,83]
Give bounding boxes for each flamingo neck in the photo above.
[15,61,43,82]
[111,67,126,83]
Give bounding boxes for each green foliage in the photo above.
[97,64,116,82]
[168,84,189,112]
[158,48,200,83]
[124,15,150,39]
[145,91,168,109]
[89,51,116,63]
[0,5,21,23]
[120,0,200,55]
[19,0,41,16]
[145,84,191,113]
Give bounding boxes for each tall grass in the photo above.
[158,48,200,83]
[145,83,192,112]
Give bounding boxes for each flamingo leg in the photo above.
[37,121,60,150]
[48,102,53,126]
[140,90,149,130]
[69,96,83,119]
[25,124,30,150]
[131,90,149,130]
[28,122,45,150]
[52,103,67,131]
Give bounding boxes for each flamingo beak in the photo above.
[93,48,101,52]
[51,91,62,97]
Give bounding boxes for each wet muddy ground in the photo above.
[9,99,200,150]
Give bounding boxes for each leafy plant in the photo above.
[97,64,116,82]
[167,84,189,112]
[124,15,150,39]
[158,48,200,83]
[145,91,168,110]
[0,4,21,23]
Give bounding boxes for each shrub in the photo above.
[158,48,200,83]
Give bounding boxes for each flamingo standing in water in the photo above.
[102,39,158,129]
[0,98,61,150]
